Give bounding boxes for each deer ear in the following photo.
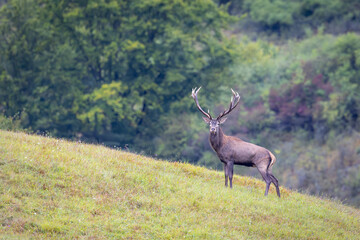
[202,117,211,124]
[219,117,227,124]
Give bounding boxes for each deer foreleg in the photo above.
[228,162,234,189]
[224,162,234,188]
[224,163,228,187]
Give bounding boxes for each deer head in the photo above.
[191,87,240,135]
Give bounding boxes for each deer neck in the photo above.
[209,127,225,151]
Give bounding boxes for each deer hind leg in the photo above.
[268,172,281,198]
[257,165,271,196]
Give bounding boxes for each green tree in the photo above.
[0,0,238,153]
[244,0,300,30]
[321,33,360,129]
[0,0,83,136]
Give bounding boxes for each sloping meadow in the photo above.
[0,130,359,239]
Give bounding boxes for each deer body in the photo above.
[192,87,280,197]
[210,129,267,167]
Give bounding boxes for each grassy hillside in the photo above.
[0,130,359,239]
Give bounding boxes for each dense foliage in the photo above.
[220,0,360,38]
[231,33,360,207]
[0,0,237,150]
[1,0,360,207]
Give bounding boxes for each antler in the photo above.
[216,89,241,120]
[191,87,212,119]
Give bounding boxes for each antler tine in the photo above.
[217,89,241,120]
[191,87,212,119]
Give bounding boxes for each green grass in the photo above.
[0,130,359,239]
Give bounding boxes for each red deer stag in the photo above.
[191,87,280,197]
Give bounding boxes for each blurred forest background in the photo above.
[1,0,359,207]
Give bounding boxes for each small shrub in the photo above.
[0,114,23,131]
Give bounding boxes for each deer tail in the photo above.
[268,151,277,168]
